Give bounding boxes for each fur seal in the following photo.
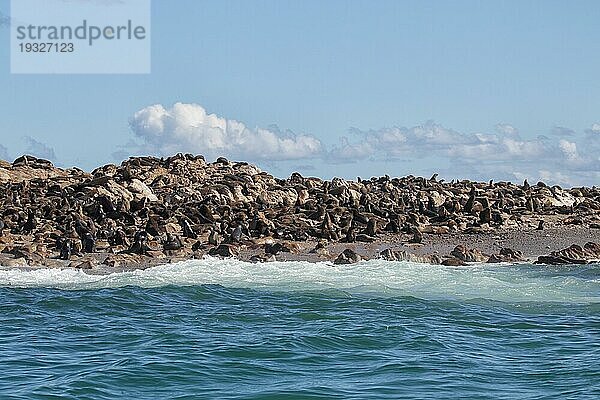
[537,220,544,230]
[164,233,182,251]
[408,227,423,244]
[129,230,149,255]
[59,238,72,260]
[83,232,96,253]
[180,219,196,239]
[230,224,243,243]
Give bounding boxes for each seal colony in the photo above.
[0,154,599,270]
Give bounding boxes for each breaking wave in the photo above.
[0,258,599,303]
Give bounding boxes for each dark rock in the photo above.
[442,257,467,266]
[333,249,362,265]
[536,242,600,265]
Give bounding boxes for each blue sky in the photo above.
[0,0,599,185]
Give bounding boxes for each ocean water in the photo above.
[0,259,599,399]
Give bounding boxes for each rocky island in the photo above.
[0,154,599,271]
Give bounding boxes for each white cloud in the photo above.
[125,103,599,187]
[129,103,323,161]
[495,123,518,136]
[552,126,575,137]
[330,122,478,160]
[329,136,374,163]
[328,122,600,187]
[589,123,600,134]
[24,136,56,161]
[558,139,578,161]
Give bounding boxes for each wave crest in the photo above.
[1,258,599,303]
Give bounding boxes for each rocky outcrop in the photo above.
[450,245,487,263]
[379,248,442,264]
[536,242,600,265]
[0,153,599,268]
[486,248,526,263]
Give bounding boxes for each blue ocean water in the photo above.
[0,259,599,399]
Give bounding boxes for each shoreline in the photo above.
[2,223,598,273]
[1,154,599,272]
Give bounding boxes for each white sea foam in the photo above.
[0,258,599,303]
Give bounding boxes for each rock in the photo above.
[69,259,95,269]
[379,248,441,264]
[441,257,467,266]
[333,249,362,265]
[0,152,598,269]
[450,245,487,262]
[536,242,600,265]
[126,179,158,202]
[486,248,525,263]
[3,257,28,267]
